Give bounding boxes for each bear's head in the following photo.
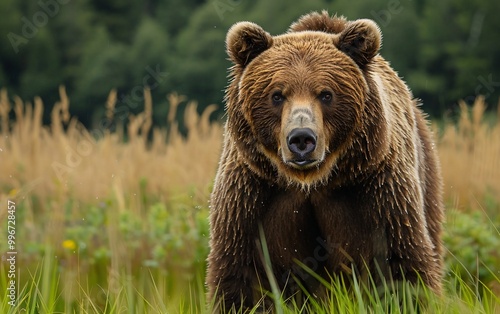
[225,11,384,188]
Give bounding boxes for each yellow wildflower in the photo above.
[62,239,77,250]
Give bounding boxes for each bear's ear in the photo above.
[226,22,273,67]
[336,19,381,67]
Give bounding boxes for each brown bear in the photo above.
[206,10,444,312]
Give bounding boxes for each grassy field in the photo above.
[0,88,499,313]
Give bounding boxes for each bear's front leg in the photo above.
[206,163,270,312]
[311,182,442,293]
[206,258,258,312]
[377,181,443,293]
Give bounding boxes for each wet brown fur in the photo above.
[207,10,444,312]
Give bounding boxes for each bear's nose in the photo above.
[287,128,317,159]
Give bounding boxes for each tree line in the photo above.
[1,0,499,128]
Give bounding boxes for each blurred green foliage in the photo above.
[444,209,500,288]
[1,0,499,127]
[60,198,210,272]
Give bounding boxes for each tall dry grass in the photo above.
[1,90,499,214]
[439,96,500,212]
[0,87,222,205]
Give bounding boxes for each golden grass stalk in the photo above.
[141,86,153,141]
[0,89,10,134]
[59,85,70,123]
[167,92,186,125]
[105,88,117,121]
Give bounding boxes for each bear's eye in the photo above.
[319,91,333,105]
[271,92,285,105]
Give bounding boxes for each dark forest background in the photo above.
[1,0,499,128]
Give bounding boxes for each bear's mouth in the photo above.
[287,158,320,169]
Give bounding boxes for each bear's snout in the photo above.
[287,128,317,166]
[280,105,326,170]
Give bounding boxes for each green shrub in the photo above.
[443,210,500,287]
